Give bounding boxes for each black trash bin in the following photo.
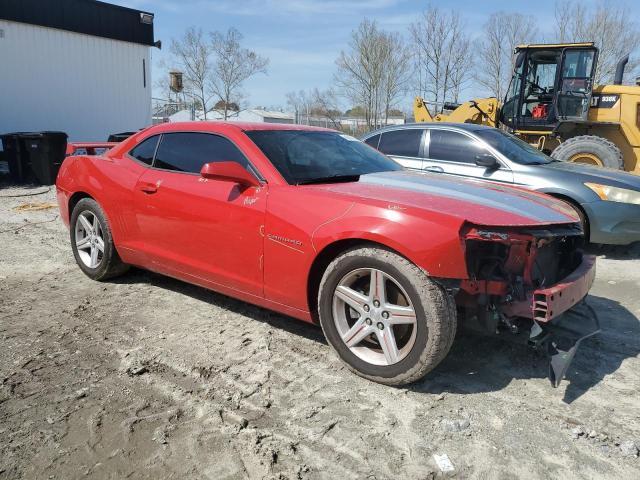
[1,133,31,183]
[21,131,68,185]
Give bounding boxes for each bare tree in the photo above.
[170,27,214,119]
[410,6,473,111]
[286,88,343,128]
[286,90,313,124]
[450,35,472,103]
[554,0,640,83]
[210,28,269,120]
[478,12,538,99]
[335,19,411,129]
[310,88,343,129]
[382,32,412,122]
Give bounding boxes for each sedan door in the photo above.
[376,128,425,171]
[133,132,266,297]
[424,128,514,183]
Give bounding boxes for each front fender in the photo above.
[311,203,468,279]
[537,187,593,206]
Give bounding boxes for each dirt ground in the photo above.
[1,184,639,480]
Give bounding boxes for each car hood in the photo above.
[315,170,579,227]
[540,161,640,190]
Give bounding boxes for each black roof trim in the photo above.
[0,0,155,47]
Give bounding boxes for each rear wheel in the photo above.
[70,198,129,281]
[551,135,624,170]
[318,247,457,385]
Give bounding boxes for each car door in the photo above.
[376,128,425,170]
[133,131,266,297]
[424,128,514,183]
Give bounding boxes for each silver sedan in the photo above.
[362,123,640,245]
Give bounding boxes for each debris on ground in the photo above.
[619,441,639,458]
[440,418,471,433]
[571,426,585,439]
[13,202,58,211]
[433,453,455,472]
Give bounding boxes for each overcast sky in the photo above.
[112,0,630,111]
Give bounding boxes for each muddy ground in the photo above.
[0,184,639,480]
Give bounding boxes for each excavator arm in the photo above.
[414,96,500,127]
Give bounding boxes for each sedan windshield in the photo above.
[246,130,402,184]
[475,128,554,165]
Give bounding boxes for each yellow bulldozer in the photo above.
[414,42,640,173]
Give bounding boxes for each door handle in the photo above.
[139,182,158,194]
[425,166,444,173]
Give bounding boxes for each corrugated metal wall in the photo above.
[0,20,151,141]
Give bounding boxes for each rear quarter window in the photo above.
[129,135,159,165]
[364,134,381,149]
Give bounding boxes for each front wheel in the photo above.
[318,247,457,385]
[551,135,624,170]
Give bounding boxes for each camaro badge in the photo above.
[267,234,303,247]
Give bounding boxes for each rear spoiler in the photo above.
[66,142,117,156]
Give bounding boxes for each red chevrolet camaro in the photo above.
[56,122,599,386]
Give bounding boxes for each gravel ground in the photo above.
[1,184,639,479]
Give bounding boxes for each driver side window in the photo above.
[154,133,248,173]
[428,130,486,164]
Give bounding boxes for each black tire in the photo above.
[70,198,129,281]
[318,246,457,385]
[551,135,624,170]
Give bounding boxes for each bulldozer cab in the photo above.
[500,43,598,132]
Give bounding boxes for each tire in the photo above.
[551,135,624,170]
[70,198,129,281]
[318,246,457,385]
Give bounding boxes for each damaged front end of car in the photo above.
[452,222,599,386]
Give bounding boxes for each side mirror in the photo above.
[200,161,260,187]
[475,153,499,169]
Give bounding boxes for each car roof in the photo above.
[363,122,495,137]
[148,121,334,134]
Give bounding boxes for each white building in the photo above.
[0,0,158,141]
[235,109,295,124]
[160,106,406,133]
[339,117,406,129]
[166,108,295,124]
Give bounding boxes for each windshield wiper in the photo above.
[297,174,361,185]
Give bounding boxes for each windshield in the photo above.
[474,128,553,165]
[245,130,402,184]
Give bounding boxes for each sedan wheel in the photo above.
[74,211,105,269]
[318,246,457,385]
[333,268,417,366]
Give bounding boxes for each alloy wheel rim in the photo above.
[332,268,417,366]
[74,211,105,269]
[569,152,603,166]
